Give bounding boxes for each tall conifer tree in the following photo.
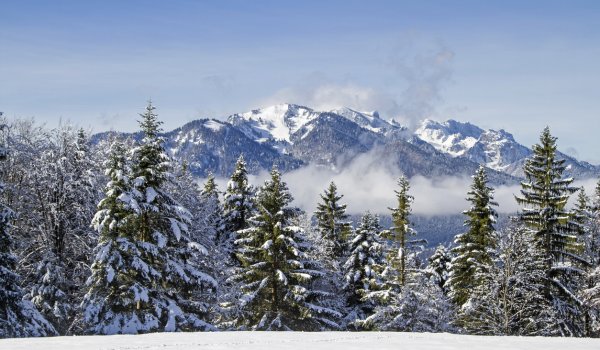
[448,166,498,308]
[460,223,558,336]
[231,168,339,330]
[516,127,585,336]
[82,139,143,334]
[223,155,255,245]
[387,176,416,287]
[83,102,216,334]
[201,172,225,242]
[580,182,600,336]
[314,181,351,258]
[342,212,387,326]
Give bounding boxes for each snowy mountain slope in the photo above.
[2,331,599,350]
[415,119,484,158]
[470,128,531,172]
[374,139,516,185]
[94,118,304,177]
[222,104,509,179]
[329,107,405,135]
[289,112,385,168]
[165,119,304,176]
[227,104,321,154]
[228,104,405,148]
[415,119,599,178]
[225,107,515,183]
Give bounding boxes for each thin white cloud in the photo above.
[258,36,455,131]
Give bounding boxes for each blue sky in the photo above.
[1,0,599,163]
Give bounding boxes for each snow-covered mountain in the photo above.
[228,104,320,153]
[228,104,405,151]
[329,107,406,135]
[414,119,598,178]
[94,104,599,182]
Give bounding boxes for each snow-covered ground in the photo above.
[1,332,599,350]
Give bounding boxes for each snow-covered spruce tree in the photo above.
[84,102,216,334]
[201,172,226,243]
[230,168,339,330]
[133,101,217,332]
[314,181,352,259]
[359,270,454,332]
[67,128,102,334]
[572,187,593,336]
[386,176,416,288]
[223,155,255,241]
[0,124,56,338]
[342,212,387,327]
[202,172,218,197]
[573,185,600,255]
[360,238,453,332]
[572,188,591,256]
[516,127,586,336]
[81,138,141,334]
[448,166,498,311]
[580,182,600,337]
[427,245,452,296]
[298,213,347,327]
[460,223,559,336]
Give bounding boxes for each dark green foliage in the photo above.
[386,176,416,287]
[314,181,351,258]
[515,127,585,336]
[448,166,498,307]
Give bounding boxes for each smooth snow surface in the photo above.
[1,332,599,350]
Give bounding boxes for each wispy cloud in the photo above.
[387,36,455,129]
[259,36,454,131]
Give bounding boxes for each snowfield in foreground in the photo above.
[1,332,599,350]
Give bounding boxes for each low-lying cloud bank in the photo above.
[255,164,518,216]
[212,158,598,217]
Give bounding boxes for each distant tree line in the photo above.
[1,102,599,337]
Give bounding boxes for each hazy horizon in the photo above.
[2,1,599,163]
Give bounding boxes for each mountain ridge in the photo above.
[93,103,599,183]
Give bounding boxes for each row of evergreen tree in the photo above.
[1,103,599,337]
